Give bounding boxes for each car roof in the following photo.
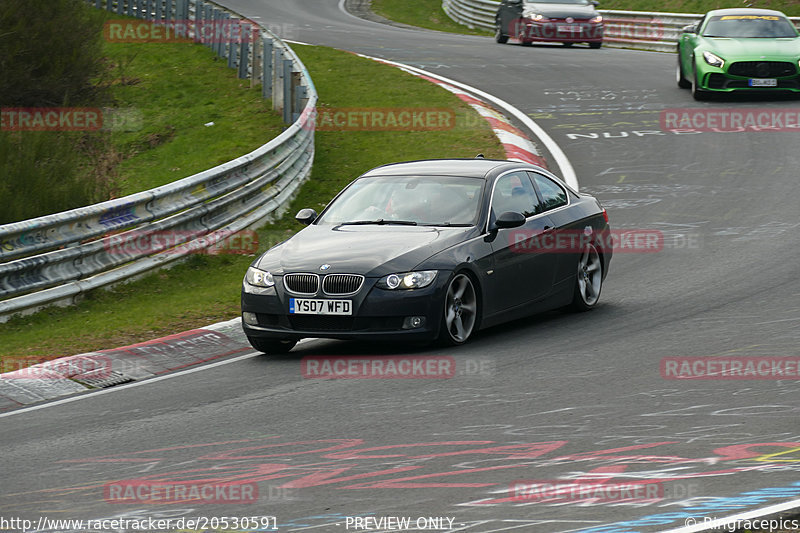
[705,7,789,18]
[360,158,526,179]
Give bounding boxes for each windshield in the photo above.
[316,175,484,227]
[524,0,591,4]
[702,15,799,38]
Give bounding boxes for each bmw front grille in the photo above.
[283,273,364,296]
[322,274,364,295]
[284,273,319,295]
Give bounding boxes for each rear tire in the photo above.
[570,243,603,312]
[589,41,602,49]
[248,337,297,354]
[563,42,573,47]
[495,20,508,44]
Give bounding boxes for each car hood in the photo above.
[257,225,474,277]
[701,37,800,59]
[524,2,597,19]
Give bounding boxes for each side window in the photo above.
[530,172,568,212]
[491,172,539,219]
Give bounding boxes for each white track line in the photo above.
[0,351,260,419]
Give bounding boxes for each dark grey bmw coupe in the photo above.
[241,158,611,353]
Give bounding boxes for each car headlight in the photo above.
[703,51,725,68]
[590,15,603,23]
[377,270,438,290]
[523,11,547,21]
[245,266,275,287]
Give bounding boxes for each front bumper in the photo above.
[241,273,450,342]
[697,61,800,92]
[514,19,603,43]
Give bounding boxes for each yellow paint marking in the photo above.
[754,446,800,463]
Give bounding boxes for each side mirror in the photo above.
[681,24,697,34]
[590,0,599,6]
[295,208,318,225]
[495,211,526,229]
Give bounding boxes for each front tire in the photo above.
[677,55,691,88]
[248,337,297,354]
[570,243,603,311]
[495,20,508,44]
[589,41,602,49]
[691,61,711,100]
[439,272,479,345]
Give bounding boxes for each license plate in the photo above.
[289,298,352,315]
[749,78,777,87]
[558,25,582,32]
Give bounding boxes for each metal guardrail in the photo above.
[0,0,318,321]
[442,0,800,52]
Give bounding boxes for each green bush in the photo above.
[0,130,118,225]
[0,0,107,106]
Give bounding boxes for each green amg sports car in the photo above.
[677,8,800,100]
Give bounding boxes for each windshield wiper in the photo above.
[339,219,418,226]
[420,222,473,227]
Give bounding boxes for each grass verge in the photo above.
[0,44,503,362]
[599,0,800,16]
[371,0,800,34]
[371,0,492,35]
[102,31,286,195]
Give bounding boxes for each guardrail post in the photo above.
[282,59,293,124]
[228,18,238,68]
[213,9,223,55]
[127,0,134,16]
[273,47,284,113]
[203,4,213,46]
[293,85,307,123]
[193,1,204,43]
[262,39,273,100]
[155,0,162,21]
[116,0,124,14]
[106,0,112,11]
[177,0,188,25]
[251,36,260,88]
[238,24,250,79]
[174,0,187,38]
